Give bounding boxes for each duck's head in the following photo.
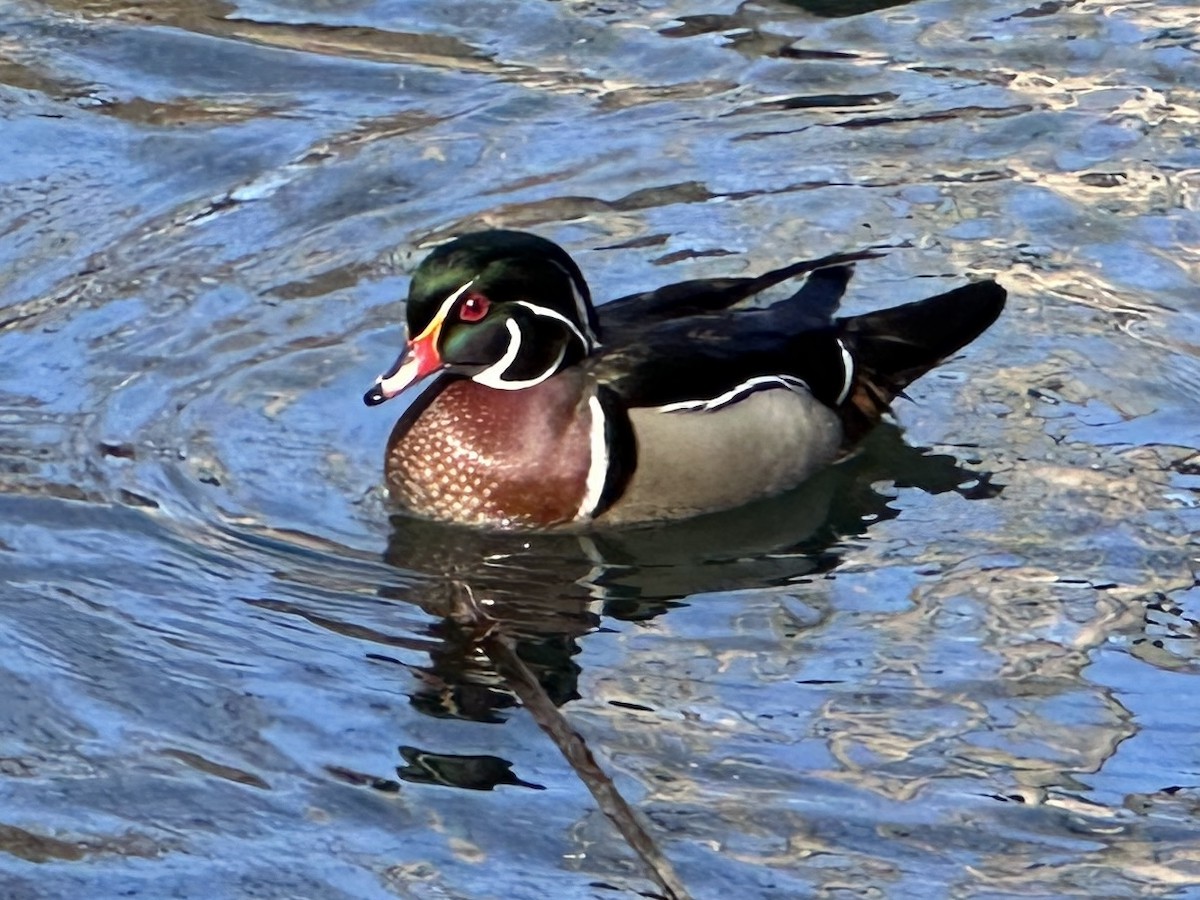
[364,230,600,406]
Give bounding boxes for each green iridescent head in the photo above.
[364,231,600,405]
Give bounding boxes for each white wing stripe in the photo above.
[835,338,854,405]
[655,374,812,413]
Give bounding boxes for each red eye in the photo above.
[459,293,490,323]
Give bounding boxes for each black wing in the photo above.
[590,252,879,410]
[597,249,883,345]
[589,307,853,411]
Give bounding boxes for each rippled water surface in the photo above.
[2,0,1199,897]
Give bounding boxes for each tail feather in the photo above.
[837,280,1006,442]
[776,264,856,329]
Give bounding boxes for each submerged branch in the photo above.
[453,585,690,900]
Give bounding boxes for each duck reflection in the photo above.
[327,746,544,793]
[381,424,998,732]
[324,425,996,794]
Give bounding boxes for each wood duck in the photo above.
[364,230,1006,530]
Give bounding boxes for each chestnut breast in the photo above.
[386,371,596,528]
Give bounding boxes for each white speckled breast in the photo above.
[386,372,595,528]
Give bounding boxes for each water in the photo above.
[1,0,1198,897]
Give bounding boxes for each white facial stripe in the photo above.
[576,393,609,521]
[413,279,475,341]
[835,338,854,405]
[513,300,592,352]
[656,374,812,413]
[472,318,565,390]
[548,260,598,347]
[569,281,598,347]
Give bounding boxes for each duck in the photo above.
[363,230,1005,530]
